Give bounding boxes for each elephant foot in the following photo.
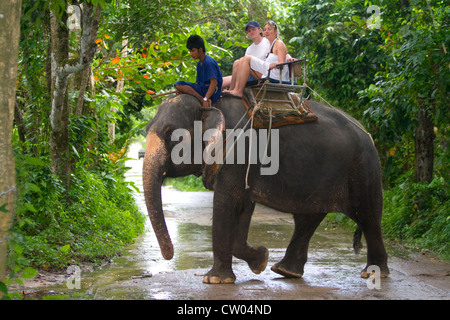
[247,246,269,275]
[271,262,303,278]
[360,264,390,279]
[203,269,236,284]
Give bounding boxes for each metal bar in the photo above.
[248,88,258,106]
[260,108,298,113]
[303,61,307,84]
[290,64,295,85]
[264,83,305,89]
[263,85,305,93]
[255,98,294,103]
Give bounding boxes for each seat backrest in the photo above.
[290,62,303,78]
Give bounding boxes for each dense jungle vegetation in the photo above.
[1,0,448,295]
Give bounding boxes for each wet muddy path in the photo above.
[22,145,450,300]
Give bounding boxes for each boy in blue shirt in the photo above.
[175,35,223,107]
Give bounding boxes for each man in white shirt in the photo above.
[222,21,270,89]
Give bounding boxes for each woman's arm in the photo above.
[268,41,288,70]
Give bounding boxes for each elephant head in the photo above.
[143,94,226,260]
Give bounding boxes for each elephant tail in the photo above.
[353,226,363,254]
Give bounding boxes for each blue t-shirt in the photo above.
[196,55,223,102]
[174,55,223,103]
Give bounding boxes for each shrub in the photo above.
[382,177,449,260]
[14,154,145,270]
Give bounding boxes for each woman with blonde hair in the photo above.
[224,20,290,98]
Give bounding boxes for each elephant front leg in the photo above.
[203,201,237,284]
[203,198,269,284]
[203,258,236,284]
[232,200,268,275]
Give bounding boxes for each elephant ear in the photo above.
[201,107,225,190]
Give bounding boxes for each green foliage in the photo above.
[358,0,449,185]
[286,0,383,114]
[359,1,449,125]
[165,176,208,192]
[383,177,450,259]
[92,0,271,107]
[13,149,145,269]
[1,206,38,300]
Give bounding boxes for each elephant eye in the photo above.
[164,128,173,142]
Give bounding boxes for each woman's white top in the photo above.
[250,38,289,81]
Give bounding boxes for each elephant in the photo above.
[143,93,390,284]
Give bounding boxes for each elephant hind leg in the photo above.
[358,220,390,278]
[272,213,327,278]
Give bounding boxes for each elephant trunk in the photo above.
[143,131,173,260]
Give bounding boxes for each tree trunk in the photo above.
[415,103,435,183]
[49,1,101,187]
[49,8,71,185]
[0,0,22,286]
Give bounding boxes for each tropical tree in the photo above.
[360,0,449,184]
[0,0,22,285]
[286,0,384,115]
[49,1,102,186]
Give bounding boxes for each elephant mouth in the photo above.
[193,169,203,177]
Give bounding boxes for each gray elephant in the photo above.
[143,93,389,284]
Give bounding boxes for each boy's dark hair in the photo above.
[186,35,206,53]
